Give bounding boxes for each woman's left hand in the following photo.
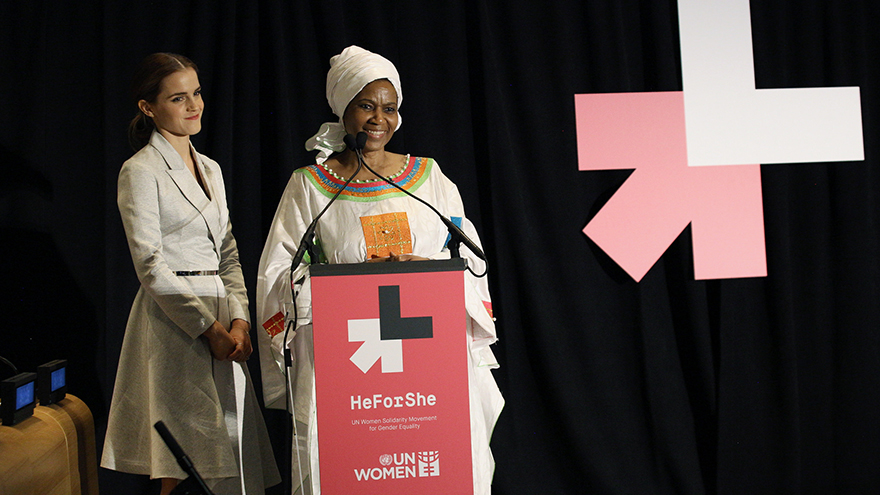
[227,319,252,362]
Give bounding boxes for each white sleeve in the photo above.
[432,162,497,351]
[255,171,316,408]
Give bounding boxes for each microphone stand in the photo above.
[154,421,214,495]
[280,134,366,493]
[284,135,364,360]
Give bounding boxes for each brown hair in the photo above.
[127,53,199,151]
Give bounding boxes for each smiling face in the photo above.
[138,67,203,142]
[342,79,399,153]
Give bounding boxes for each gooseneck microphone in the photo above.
[350,132,487,263]
[285,134,365,367]
[288,135,365,277]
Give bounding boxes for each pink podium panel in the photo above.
[310,259,474,494]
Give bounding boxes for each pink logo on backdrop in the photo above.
[576,0,863,281]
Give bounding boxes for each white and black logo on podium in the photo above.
[349,286,433,373]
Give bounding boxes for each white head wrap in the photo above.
[305,46,403,163]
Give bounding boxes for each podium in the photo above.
[310,259,474,494]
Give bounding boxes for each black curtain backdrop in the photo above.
[3,1,879,493]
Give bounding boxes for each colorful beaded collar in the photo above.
[301,155,432,200]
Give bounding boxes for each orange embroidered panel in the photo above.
[360,212,413,258]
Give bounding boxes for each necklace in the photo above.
[320,154,410,184]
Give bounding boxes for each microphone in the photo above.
[351,134,486,262]
[285,134,365,366]
[343,133,358,152]
[289,134,365,269]
[343,132,367,152]
[154,421,214,494]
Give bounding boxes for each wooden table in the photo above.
[0,394,97,495]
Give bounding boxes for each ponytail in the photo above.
[127,112,155,151]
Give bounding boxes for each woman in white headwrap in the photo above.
[256,46,503,494]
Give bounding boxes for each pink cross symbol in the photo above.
[576,92,764,281]
[575,0,863,282]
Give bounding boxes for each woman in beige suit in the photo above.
[101,53,279,495]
